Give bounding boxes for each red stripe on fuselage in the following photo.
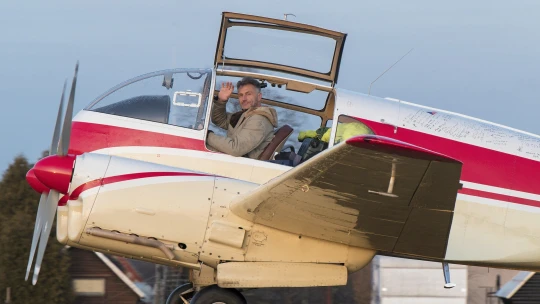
[58,171,212,206]
[69,121,208,155]
[356,118,540,197]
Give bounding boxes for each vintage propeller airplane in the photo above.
[23,12,540,303]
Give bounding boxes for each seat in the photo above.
[258,125,294,161]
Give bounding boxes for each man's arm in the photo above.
[210,100,231,130]
[210,82,235,130]
[207,116,272,157]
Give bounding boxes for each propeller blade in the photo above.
[25,192,47,281]
[50,81,67,155]
[32,189,59,285]
[58,62,79,156]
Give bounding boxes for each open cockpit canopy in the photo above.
[215,12,347,86]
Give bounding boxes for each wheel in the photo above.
[190,285,246,304]
[166,283,195,304]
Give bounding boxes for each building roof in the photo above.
[495,271,535,299]
[64,246,147,300]
[94,252,147,299]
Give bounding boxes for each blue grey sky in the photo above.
[1,0,539,173]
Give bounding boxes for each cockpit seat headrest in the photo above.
[258,124,294,161]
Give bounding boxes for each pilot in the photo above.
[207,77,278,159]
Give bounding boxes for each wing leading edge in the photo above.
[231,135,463,260]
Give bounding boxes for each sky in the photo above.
[1,0,539,174]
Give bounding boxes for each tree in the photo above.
[0,155,72,304]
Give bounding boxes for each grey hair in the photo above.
[236,77,261,93]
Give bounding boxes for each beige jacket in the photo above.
[207,101,278,159]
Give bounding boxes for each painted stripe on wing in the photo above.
[456,193,508,208]
[456,193,540,213]
[459,188,540,208]
[462,181,540,202]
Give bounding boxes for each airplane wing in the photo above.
[230,135,463,260]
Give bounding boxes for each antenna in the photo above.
[284,13,296,20]
[368,48,414,95]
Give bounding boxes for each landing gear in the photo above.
[166,283,195,304]
[166,284,246,304]
[190,285,246,304]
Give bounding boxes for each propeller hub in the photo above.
[26,169,49,193]
[33,155,75,195]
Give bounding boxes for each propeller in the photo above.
[58,63,78,156]
[32,190,59,285]
[25,192,46,281]
[25,62,79,285]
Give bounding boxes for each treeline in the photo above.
[0,155,72,303]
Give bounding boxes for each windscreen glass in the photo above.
[224,26,336,75]
[87,70,212,131]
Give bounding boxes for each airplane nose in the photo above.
[26,169,49,193]
[32,155,76,194]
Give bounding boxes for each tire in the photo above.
[190,285,246,304]
[166,283,195,304]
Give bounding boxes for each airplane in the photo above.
[23,11,540,304]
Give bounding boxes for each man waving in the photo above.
[207,77,278,159]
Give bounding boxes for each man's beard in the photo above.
[241,100,258,110]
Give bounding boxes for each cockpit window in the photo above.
[333,115,374,145]
[86,69,212,131]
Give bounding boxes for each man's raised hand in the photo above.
[217,82,234,103]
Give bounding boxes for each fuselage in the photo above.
[336,90,540,269]
[67,73,540,271]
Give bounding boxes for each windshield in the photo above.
[86,69,213,131]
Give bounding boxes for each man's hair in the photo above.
[237,77,261,93]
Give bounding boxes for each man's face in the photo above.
[237,84,262,110]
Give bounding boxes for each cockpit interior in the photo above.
[83,12,373,167]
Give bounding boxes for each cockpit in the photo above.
[80,12,372,167]
[83,67,335,166]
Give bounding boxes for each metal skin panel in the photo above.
[83,178,213,258]
[244,223,349,264]
[56,205,68,244]
[199,177,258,264]
[208,222,246,248]
[445,197,540,269]
[66,155,215,265]
[69,153,112,192]
[217,262,348,288]
[230,136,462,260]
[61,153,112,244]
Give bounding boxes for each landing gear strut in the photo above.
[166,284,246,304]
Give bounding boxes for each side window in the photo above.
[333,115,374,145]
[87,71,212,131]
[208,98,322,153]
